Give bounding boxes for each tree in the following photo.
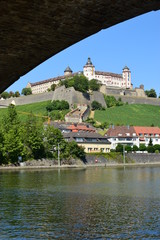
[2,105,27,163]
[89,79,100,91]
[51,83,56,91]
[125,145,132,152]
[139,144,146,151]
[23,114,45,159]
[116,144,123,153]
[14,91,20,97]
[153,144,160,152]
[1,92,9,99]
[91,101,103,110]
[46,100,69,112]
[132,145,139,152]
[21,88,32,96]
[148,138,153,146]
[73,75,89,93]
[9,91,14,98]
[145,89,157,98]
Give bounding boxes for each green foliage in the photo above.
[125,145,132,152]
[145,89,157,98]
[85,118,96,125]
[91,101,103,110]
[132,145,139,152]
[21,87,32,96]
[104,95,124,108]
[155,150,159,154]
[116,144,123,153]
[1,91,10,99]
[89,79,100,91]
[0,105,85,165]
[153,144,160,152]
[147,145,154,153]
[148,138,153,146]
[46,100,69,112]
[94,104,160,127]
[51,84,56,91]
[139,144,146,151]
[74,75,89,93]
[14,91,20,97]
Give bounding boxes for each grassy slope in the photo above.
[0,101,69,122]
[94,104,160,127]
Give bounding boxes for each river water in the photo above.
[0,166,160,239]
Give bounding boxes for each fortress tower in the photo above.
[122,66,131,89]
[64,66,73,76]
[83,57,95,80]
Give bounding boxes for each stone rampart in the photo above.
[90,91,107,108]
[114,95,160,106]
[52,86,90,107]
[0,92,53,108]
[127,153,160,163]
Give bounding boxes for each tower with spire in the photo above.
[83,57,95,80]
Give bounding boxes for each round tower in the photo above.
[64,66,73,76]
[83,57,95,80]
[122,66,131,89]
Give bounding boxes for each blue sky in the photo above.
[7,10,160,96]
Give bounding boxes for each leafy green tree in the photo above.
[145,89,157,98]
[2,105,27,163]
[104,95,117,108]
[51,84,56,91]
[14,91,20,97]
[148,138,153,146]
[139,144,146,151]
[46,100,69,112]
[132,145,139,152]
[91,101,103,110]
[1,91,9,99]
[116,144,123,153]
[125,145,132,152]
[21,88,32,96]
[147,146,154,153]
[153,144,160,152]
[23,114,45,159]
[73,75,89,93]
[67,141,85,160]
[89,79,100,91]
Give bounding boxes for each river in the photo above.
[0,166,160,239]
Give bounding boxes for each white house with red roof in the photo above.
[134,126,160,146]
[105,126,139,149]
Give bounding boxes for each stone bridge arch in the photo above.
[0,0,160,93]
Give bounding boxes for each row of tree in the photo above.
[0,105,85,165]
[115,141,160,153]
[60,75,101,93]
[0,88,32,99]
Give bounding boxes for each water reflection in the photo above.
[0,167,160,239]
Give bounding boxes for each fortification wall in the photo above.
[90,91,107,108]
[114,95,160,106]
[52,86,90,107]
[0,91,53,107]
[127,153,160,163]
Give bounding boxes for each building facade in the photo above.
[26,58,132,94]
[105,126,160,149]
[105,126,139,149]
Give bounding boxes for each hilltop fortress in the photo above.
[27,57,138,95]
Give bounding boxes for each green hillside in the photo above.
[94,104,160,127]
[0,101,69,122]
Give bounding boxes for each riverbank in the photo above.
[1,161,160,170]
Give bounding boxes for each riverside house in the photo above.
[62,132,111,153]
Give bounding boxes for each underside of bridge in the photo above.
[0,1,160,93]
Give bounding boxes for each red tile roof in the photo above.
[30,72,78,87]
[95,71,122,78]
[105,126,137,137]
[134,126,160,135]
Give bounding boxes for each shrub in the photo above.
[155,150,159,154]
[46,100,69,112]
[91,101,103,110]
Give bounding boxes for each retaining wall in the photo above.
[127,153,160,163]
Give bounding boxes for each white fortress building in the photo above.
[26,58,132,94]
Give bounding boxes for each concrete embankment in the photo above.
[1,153,160,170]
